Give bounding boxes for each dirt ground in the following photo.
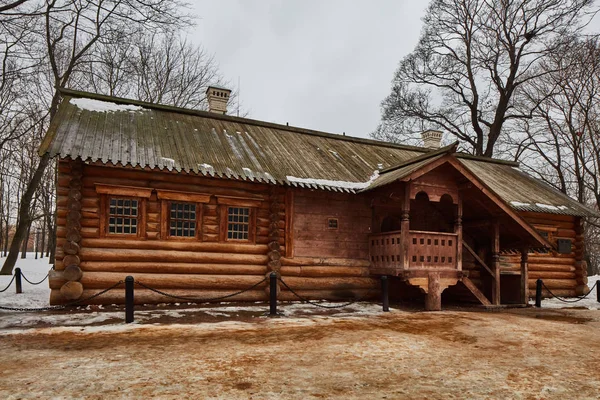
[1,307,600,399]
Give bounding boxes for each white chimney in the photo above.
[206,86,231,115]
[421,130,443,149]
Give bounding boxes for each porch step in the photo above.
[461,277,492,306]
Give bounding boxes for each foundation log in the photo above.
[79,261,268,275]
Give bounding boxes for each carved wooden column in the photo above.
[454,194,463,271]
[520,247,529,305]
[425,272,442,311]
[491,220,501,305]
[400,182,411,269]
[60,159,84,301]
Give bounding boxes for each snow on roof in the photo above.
[70,98,144,113]
[286,170,379,191]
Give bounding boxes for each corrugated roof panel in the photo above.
[41,92,597,217]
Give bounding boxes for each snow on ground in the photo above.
[0,253,52,310]
[2,255,600,333]
[531,274,600,310]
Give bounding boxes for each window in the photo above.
[328,218,338,230]
[108,198,139,235]
[227,207,250,240]
[169,202,197,238]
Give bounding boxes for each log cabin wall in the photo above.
[50,159,286,305]
[501,212,585,298]
[278,189,378,301]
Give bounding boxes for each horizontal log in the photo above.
[281,257,370,267]
[280,266,370,277]
[528,289,577,299]
[79,271,267,290]
[80,238,268,254]
[50,288,267,305]
[81,227,100,238]
[79,248,269,264]
[528,279,578,290]
[279,276,377,290]
[528,271,575,280]
[79,261,268,275]
[528,264,576,272]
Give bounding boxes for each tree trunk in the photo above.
[20,222,31,258]
[0,153,51,274]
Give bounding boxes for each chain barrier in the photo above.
[0,280,124,312]
[134,277,267,303]
[278,277,376,309]
[21,272,49,286]
[541,281,598,303]
[0,275,16,293]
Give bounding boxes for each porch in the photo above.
[360,149,548,311]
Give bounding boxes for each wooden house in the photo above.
[41,87,598,310]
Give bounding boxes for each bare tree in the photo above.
[372,0,597,157]
[0,0,192,275]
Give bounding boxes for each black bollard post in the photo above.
[269,272,277,316]
[125,276,134,323]
[597,281,600,304]
[535,279,542,308]
[381,276,389,312]
[15,268,22,294]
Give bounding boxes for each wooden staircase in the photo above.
[461,276,492,306]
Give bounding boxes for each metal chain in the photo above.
[134,277,267,303]
[0,275,16,293]
[541,281,598,303]
[278,277,376,309]
[0,280,124,312]
[20,272,50,286]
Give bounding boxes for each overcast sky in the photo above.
[191,1,428,139]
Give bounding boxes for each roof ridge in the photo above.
[380,141,459,174]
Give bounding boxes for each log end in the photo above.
[60,281,84,300]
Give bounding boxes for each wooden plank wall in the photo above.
[279,189,378,301]
[50,160,285,305]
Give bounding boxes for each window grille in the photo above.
[108,198,138,234]
[169,202,196,237]
[227,207,250,240]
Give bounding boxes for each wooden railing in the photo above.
[369,230,403,270]
[369,230,458,271]
[407,231,457,269]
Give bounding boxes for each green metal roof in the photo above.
[39,89,598,217]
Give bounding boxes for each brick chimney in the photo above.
[421,130,443,149]
[206,86,231,114]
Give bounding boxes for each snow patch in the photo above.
[535,203,559,211]
[286,170,380,191]
[160,157,175,169]
[531,275,599,310]
[70,98,143,113]
[510,201,531,207]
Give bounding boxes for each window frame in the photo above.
[156,189,211,241]
[96,184,152,239]
[217,196,261,243]
[100,195,147,238]
[163,200,202,240]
